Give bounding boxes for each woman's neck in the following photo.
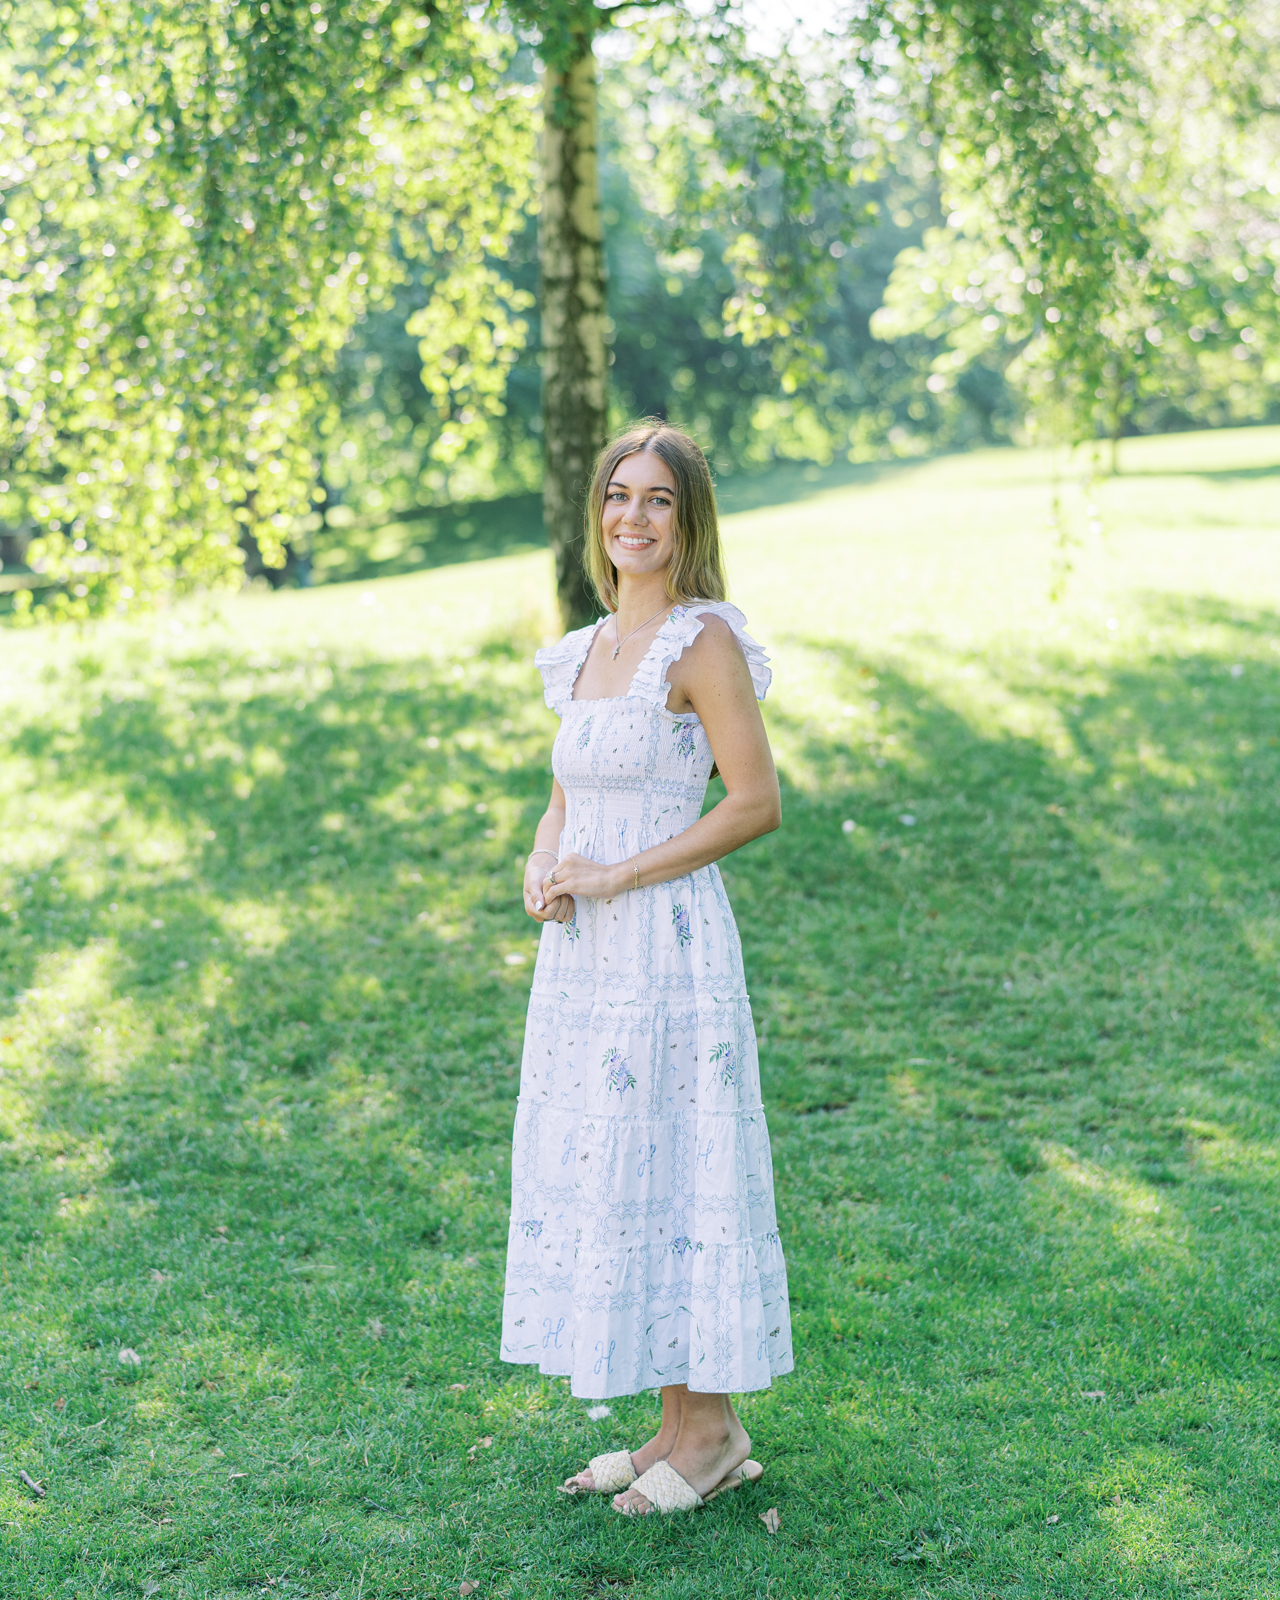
[614,571,673,631]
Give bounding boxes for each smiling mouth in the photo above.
[616,533,656,549]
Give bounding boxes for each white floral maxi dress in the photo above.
[500,601,794,1399]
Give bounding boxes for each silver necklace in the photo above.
[611,603,673,660]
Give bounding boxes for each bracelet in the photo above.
[527,849,557,863]
[632,858,640,892]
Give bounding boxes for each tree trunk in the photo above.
[539,35,608,631]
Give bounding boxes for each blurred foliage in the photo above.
[869,0,1280,450]
[0,0,536,619]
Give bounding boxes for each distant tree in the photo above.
[0,0,534,620]
[863,0,1280,463]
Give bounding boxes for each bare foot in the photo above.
[613,1413,751,1514]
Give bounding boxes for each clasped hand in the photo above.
[522,852,625,924]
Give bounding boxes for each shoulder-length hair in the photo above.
[583,422,727,613]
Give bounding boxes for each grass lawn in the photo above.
[3,424,1280,1598]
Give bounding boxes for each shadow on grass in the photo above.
[2,594,1280,1593]
[312,491,547,584]
[307,451,970,589]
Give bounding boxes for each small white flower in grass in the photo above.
[586,1404,611,1420]
[841,819,856,834]
[118,1347,141,1366]
[899,813,916,826]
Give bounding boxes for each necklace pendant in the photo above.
[611,646,621,660]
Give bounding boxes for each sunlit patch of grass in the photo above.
[4,429,1280,1594]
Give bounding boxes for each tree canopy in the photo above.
[0,0,1276,620]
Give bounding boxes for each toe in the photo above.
[612,1488,652,1515]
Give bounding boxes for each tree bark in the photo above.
[539,36,608,631]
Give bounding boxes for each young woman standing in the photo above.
[500,423,793,1515]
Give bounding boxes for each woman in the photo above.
[500,423,793,1515]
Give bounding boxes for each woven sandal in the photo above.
[614,1457,764,1515]
[557,1449,637,1496]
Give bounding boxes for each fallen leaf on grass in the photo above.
[229,1472,248,1480]
[150,1270,169,1283]
[467,1437,494,1460]
[448,1383,467,1392]
[1081,1390,1105,1399]
[24,1380,38,1390]
[210,1447,226,1458]
[1046,1514,1059,1524]
[1112,1493,1122,1506]
[367,1318,386,1340]
[759,1507,780,1534]
[586,1404,612,1420]
[54,1397,66,1413]
[460,1583,479,1596]
[118,1348,142,1367]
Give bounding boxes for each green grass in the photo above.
[3,424,1280,1598]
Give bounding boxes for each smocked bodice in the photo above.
[534,603,771,864]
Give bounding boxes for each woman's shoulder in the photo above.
[642,600,772,704]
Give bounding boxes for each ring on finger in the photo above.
[548,871,557,885]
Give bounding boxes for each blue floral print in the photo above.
[603,1048,636,1096]
[709,1041,736,1087]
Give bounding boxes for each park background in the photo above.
[3,2,1280,1597]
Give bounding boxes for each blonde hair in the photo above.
[584,422,728,613]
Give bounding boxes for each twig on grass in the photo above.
[19,1469,46,1498]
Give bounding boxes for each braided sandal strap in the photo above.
[621,1460,704,1513]
[586,1451,638,1494]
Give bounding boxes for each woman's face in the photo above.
[601,450,676,581]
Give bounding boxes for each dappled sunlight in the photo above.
[1037,1142,1194,1267]
[218,901,291,958]
[4,448,1280,1592]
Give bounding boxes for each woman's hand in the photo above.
[523,856,575,923]
[540,852,627,913]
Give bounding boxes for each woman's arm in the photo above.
[539,617,780,908]
[522,778,575,922]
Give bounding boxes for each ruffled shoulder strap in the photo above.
[631,601,772,710]
[533,619,604,717]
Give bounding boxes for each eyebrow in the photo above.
[608,478,675,495]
